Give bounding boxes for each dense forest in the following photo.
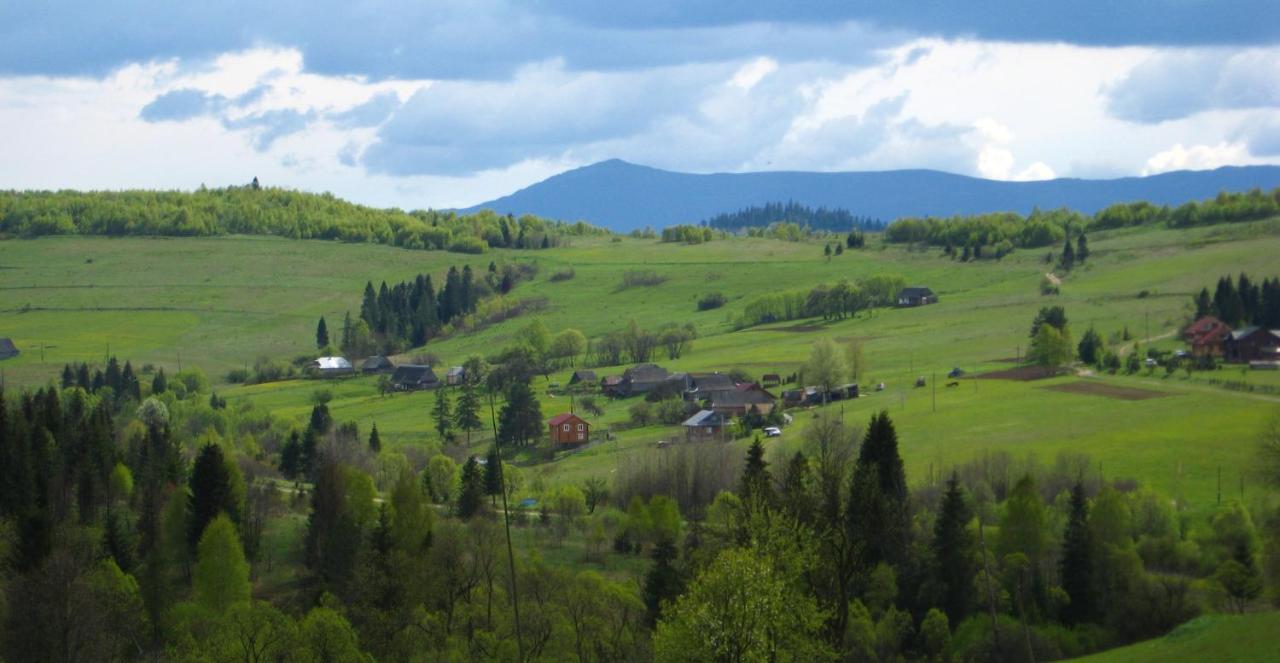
[702,201,886,233]
[885,188,1280,251]
[1192,273,1280,328]
[0,185,609,253]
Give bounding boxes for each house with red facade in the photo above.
[548,412,590,446]
[1183,316,1232,357]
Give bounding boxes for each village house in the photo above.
[390,364,441,391]
[548,412,590,445]
[896,286,937,307]
[567,370,597,388]
[684,372,737,401]
[682,409,729,441]
[1183,316,1232,357]
[0,338,18,360]
[446,366,466,386]
[361,356,394,374]
[606,363,671,397]
[308,356,354,378]
[1223,326,1280,364]
[706,383,777,417]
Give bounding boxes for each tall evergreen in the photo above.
[60,364,75,389]
[739,437,773,508]
[1076,233,1089,263]
[308,403,333,436]
[316,316,330,349]
[151,368,167,395]
[1214,275,1244,326]
[483,446,503,505]
[456,457,485,519]
[188,443,237,551]
[642,539,684,626]
[1061,234,1076,270]
[932,473,976,623]
[455,383,483,444]
[121,361,141,401]
[498,380,543,447]
[1194,287,1213,318]
[778,451,815,525]
[857,411,907,504]
[431,389,452,439]
[367,423,381,454]
[279,431,302,479]
[1060,482,1095,624]
[105,356,122,393]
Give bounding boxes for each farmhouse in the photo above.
[1223,327,1280,364]
[308,356,354,377]
[896,286,937,307]
[446,366,466,386]
[0,338,18,360]
[616,363,671,397]
[685,372,737,400]
[361,356,394,374]
[682,409,728,441]
[567,370,597,387]
[390,364,441,391]
[707,384,777,417]
[1183,316,1232,357]
[548,412,590,445]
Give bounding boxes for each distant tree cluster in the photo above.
[60,357,142,403]
[887,207,1080,252]
[660,225,716,244]
[733,274,906,329]
[589,319,697,366]
[1093,188,1280,230]
[702,201,885,233]
[1193,273,1280,328]
[0,187,608,252]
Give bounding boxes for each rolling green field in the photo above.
[1069,612,1280,662]
[3,220,1280,519]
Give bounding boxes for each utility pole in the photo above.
[932,372,936,413]
[488,390,525,662]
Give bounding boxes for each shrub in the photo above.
[549,267,576,282]
[448,236,487,254]
[697,292,727,311]
[225,368,250,384]
[620,270,666,289]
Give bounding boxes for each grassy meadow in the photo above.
[3,220,1280,519]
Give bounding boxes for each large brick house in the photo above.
[548,412,590,445]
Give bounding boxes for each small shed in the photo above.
[391,365,440,391]
[361,356,394,374]
[548,412,590,445]
[683,410,728,441]
[896,286,937,307]
[446,366,466,386]
[0,338,18,360]
[308,356,354,377]
[568,370,597,387]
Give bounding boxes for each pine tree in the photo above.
[1076,233,1089,263]
[1194,287,1213,318]
[483,446,503,505]
[455,383,483,444]
[188,443,238,551]
[76,363,91,390]
[316,316,330,349]
[824,243,832,258]
[778,451,815,524]
[643,539,684,626]
[60,364,75,389]
[932,473,975,623]
[308,403,333,436]
[279,431,302,479]
[857,411,907,503]
[121,361,141,401]
[105,356,122,392]
[1060,482,1094,624]
[368,423,381,454]
[498,380,543,447]
[431,389,452,439]
[739,437,773,508]
[456,457,485,519]
[151,368,167,395]
[834,243,844,255]
[360,282,377,329]
[1061,235,1076,271]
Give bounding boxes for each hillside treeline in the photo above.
[703,201,886,233]
[1193,272,1280,327]
[734,274,907,329]
[0,186,608,253]
[886,188,1280,250]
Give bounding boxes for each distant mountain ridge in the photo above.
[464,159,1280,232]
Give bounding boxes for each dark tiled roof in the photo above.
[898,286,935,298]
[392,365,438,385]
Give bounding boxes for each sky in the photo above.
[1,1,1278,210]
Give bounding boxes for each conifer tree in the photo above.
[308,403,333,436]
[456,457,485,519]
[431,389,452,439]
[121,361,141,401]
[105,356,122,392]
[454,383,483,444]
[316,316,329,349]
[857,411,907,504]
[279,431,302,479]
[151,368,167,395]
[483,446,502,506]
[498,379,543,447]
[834,243,844,255]
[341,311,353,354]
[368,423,381,454]
[1076,233,1089,263]
[778,451,815,524]
[739,437,773,508]
[188,443,238,550]
[932,473,976,623]
[1194,287,1213,318]
[1061,234,1076,270]
[1060,482,1094,624]
[76,363,91,390]
[643,538,684,627]
[60,364,74,389]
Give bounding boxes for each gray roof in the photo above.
[362,356,393,369]
[392,365,439,385]
[1230,326,1260,340]
[711,389,774,408]
[447,366,466,376]
[898,286,935,298]
[569,370,597,382]
[689,372,736,391]
[624,363,670,385]
[0,338,17,358]
[683,410,727,427]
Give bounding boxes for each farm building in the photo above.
[0,338,18,360]
[682,409,729,441]
[783,386,824,407]
[1223,327,1280,363]
[446,366,466,386]
[1183,316,1232,357]
[391,365,440,391]
[548,412,590,445]
[568,370,597,387]
[896,286,937,307]
[610,363,671,397]
[361,356,394,374]
[761,373,782,387]
[707,384,777,417]
[600,375,623,395]
[308,356,354,377]
[685,372,737,400]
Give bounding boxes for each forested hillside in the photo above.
[0,185,608,253]
[702,201,885,233]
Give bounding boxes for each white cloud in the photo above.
[729,57,778,90]
[1141,142,1252,174]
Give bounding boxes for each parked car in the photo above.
[876,382,886,391]
[915,376,927,388]
[948,367,965,378]
[763,426,782,438]
[1144,358,1159,367]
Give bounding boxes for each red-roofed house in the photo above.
[548,413,590,446]
[1183,316,1232,357]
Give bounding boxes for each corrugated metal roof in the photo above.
[313,357,352,370]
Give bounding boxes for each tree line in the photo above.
[0,186,608,253]
[733,274,907,329]
[1193,272,1280,328]
[702,201,886,233]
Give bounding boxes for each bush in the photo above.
[628,401,653,426]
[619,270,666,289]
[225,368,250,384]
[549,267,576,282]
[697,292,727,311]
[448,236,487,254]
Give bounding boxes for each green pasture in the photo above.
[1069,612,1280,662]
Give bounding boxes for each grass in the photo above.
[1069,612,1280,662]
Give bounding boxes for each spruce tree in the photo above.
[431,389,452,439]
[279,431,302,479]
[60,364,75,389]
[456,457,485,519]
[151,368,167,395]
[1076,233,1089,263]
[483,446,503,505]
[105,356,122,392]
[308,403,333,436]
[739,437,773,508]
[857,411,907,504]
[122,361,142,401]
[316,316,330,349]
[932,473,976,623]
[76,363,91,390]
[188,443,237,550]
[1060,482,1094,624]
[1194,287,1213,318]
[455,383,483,444]
[498,379,543,447]
[368,423,381,454]
[1061,235,1075,270]
[360,282,377,329]
[778,451,815,524]
[643,539,684,626]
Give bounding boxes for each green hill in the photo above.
[1070,613,1280,662]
